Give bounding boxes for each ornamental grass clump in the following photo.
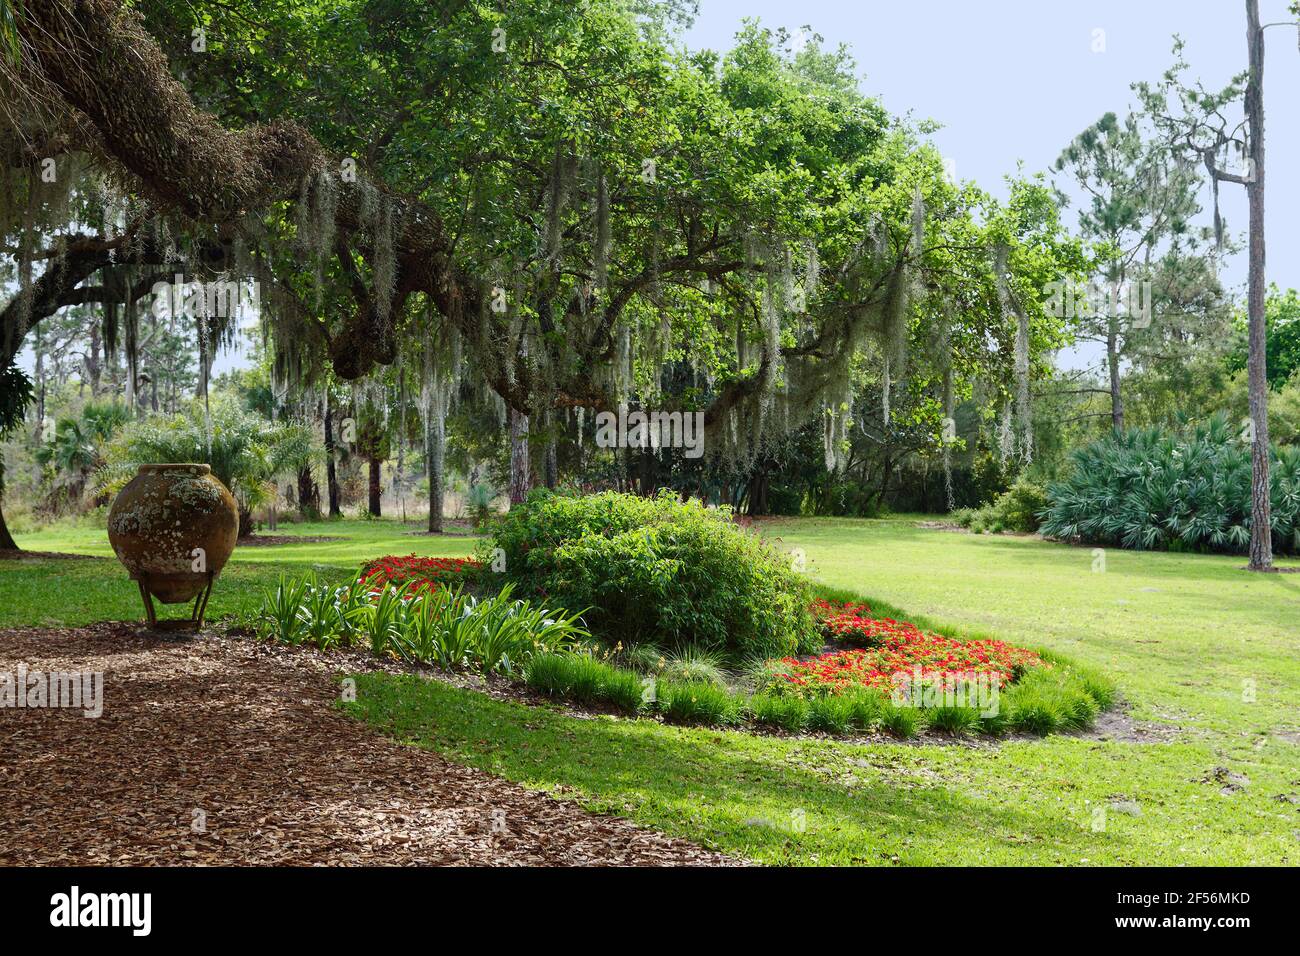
[523,653,645,714]
[749,692,809,732]
[658,680,742,726]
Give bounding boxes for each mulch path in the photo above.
[0,623,739,866]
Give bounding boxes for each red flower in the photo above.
[785,599,1046,693]
[356,554,483,597]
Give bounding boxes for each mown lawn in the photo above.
[2,519,477,626]
[6,515,1299,865]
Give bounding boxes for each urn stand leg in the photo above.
[137,581,158,627]
[191,573,215,628]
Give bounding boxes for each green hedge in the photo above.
[953,476,1049,534]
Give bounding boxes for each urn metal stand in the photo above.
[135,572,216,630]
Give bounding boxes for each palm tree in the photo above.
[101,399,316,536]
[37,400,129,506]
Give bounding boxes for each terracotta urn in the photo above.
[107,464,239,623]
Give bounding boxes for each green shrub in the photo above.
[749,693,808,732]
[957,476,1049,534]
[658,680,742,726]
[1040,414,1300,553]
[482,489,819,659]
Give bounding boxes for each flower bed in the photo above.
[785,599,1046,694]
[358,555,483,596]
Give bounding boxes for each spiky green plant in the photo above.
[659,644,728,686]
[1041,414,1300,554]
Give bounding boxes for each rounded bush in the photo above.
[482,489,819,660]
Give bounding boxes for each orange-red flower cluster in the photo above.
[358,555,483,596]
[787,599,1045,693]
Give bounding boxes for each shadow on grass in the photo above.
[345,671,1115,865]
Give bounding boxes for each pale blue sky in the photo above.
[686,0,1299,298]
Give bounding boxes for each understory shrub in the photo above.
[954,476,1049,534]
[482,489,819,659]
[1040,414,1300,553]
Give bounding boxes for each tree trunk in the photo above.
[427,415,445,533]
[1245,0,1272,570]
[86,322,102,396]
[508,407,530,506]
[0,489,17,550]
[296,466,320,518]
[544,439,558,491]
[368,456,382,517]
[323,404,342,517]
[1106,315,1124,430]
[238,505,254,538]
[749,467,770,516]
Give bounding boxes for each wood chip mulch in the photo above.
[0,623,740,867]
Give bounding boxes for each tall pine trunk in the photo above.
[1245,0,1272,570]
[1106,315,1124,430]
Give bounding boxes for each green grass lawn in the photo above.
[6,515,1299,864]
[2,518,478,626]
